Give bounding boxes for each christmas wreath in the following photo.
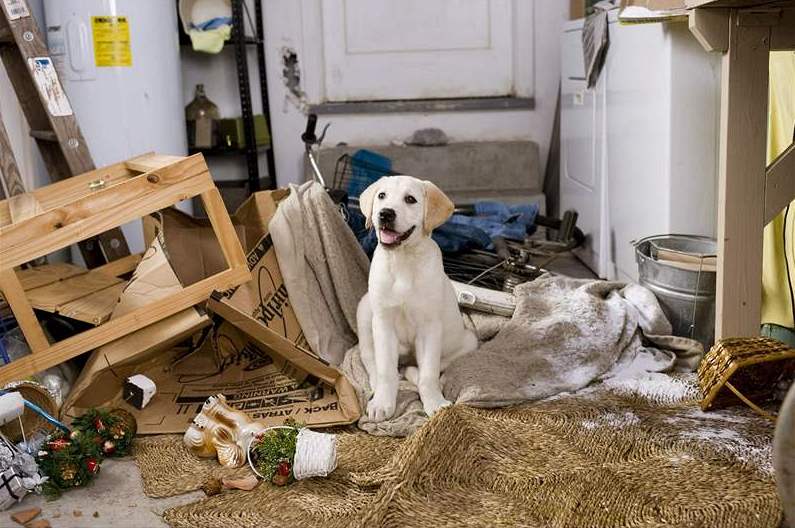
[35,407,137,496]
[35,429,102,496]
[71,408,137,457]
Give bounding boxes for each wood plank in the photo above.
[56,282,126,325]
[689,8,729,52]
[0,154,203,227]
[28,129,57,141]
[0,162,135,226]
[765,142,795,224]
[714,10,770,339]
[200,187,248,270]
[125,153,186,173]
[0,269,48,353]
[93,253,143,278]
[0,106,26,199]
[0,157,213,269]
[0,265,250,384]
[15,262,86,290]
[25,271,122,312]
[7,192,41,223]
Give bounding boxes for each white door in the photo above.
[262,0,569,186]
[560,21,609,278]
[321,0,514,101]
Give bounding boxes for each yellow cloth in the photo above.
[188,25,231,54]
[761,51,795,328]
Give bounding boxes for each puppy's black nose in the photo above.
[378,208,396,224]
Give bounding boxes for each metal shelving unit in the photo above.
[180,0,277,193]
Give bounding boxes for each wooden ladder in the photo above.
[0,0,129,267]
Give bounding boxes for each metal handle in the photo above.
[302,114,318,146]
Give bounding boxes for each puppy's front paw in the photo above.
[422,394,452,418]
[367,391,396,422]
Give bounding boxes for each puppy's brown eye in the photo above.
[377,192,386,199]
[404,195,417,204]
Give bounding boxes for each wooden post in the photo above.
[714,10,770,338]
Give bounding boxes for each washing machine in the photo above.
[560,13,720,281]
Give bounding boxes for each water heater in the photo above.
[43,0,188,255]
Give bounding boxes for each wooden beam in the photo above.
[0,157,212,268]
[0,106,26,199]
[201,187,248,270]
[125,153,185,173]
[0,266,249,384]
[0,269,48,353]
[715,10,770,339]
[7,192,41,223]
[92,252,143,277]
[0,155,251,383]
[689,8,729,52]
[765,142,795,224]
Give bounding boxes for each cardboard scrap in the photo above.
[62,233,209,419]
[77,319,357,433]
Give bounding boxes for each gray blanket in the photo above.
[270,182,370,365]
[271,182,703,437]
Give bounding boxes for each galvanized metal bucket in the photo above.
[634,234,717,349]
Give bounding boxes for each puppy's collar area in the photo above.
[378,225,416,248]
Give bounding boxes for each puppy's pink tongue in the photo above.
[380,229,400,244]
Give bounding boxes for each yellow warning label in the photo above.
[91,16,132,67]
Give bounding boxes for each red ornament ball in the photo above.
[85,458,99,474]
[102,440,116,455]
[276,461,291,477]
[94,418,106,432]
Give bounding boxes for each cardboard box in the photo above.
[66,190,360,432]
[62,232,211,420]
[68,320,358,433]
[206,189,360,426]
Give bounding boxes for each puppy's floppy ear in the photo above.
[422,180,454,234]
[359,178,383,229]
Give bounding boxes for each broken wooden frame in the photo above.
[0,153,250,384]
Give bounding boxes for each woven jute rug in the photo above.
[134,375,782,527]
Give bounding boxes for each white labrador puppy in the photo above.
[356,175,478,422]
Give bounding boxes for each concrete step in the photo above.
[306,140,543,207]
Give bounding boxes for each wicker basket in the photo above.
[0,380,58,443]
[698,337,795,420]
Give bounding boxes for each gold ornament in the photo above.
[183,394,266,468]
[61,464,77,481]
[109,408,137,436]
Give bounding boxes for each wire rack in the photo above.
[332,152,398,198]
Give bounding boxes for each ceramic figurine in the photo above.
[183,394,264,468]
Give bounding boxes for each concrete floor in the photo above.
[6,458,201,528]
[3,254,597,528]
